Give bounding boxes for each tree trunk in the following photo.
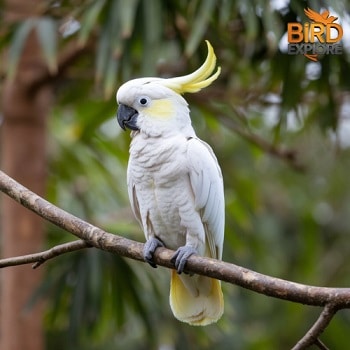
[0,1,52,349]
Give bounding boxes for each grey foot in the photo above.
[171,246,197,274]
[143,237,164,268]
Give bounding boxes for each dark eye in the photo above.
[138,96,150,106]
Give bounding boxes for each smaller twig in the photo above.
[291,303,338,350]
[315,338,330,350]
[219,113,304,172]
[189,93,304,171]
[3,170,350,310]
[0,240,91,269]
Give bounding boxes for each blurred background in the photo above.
[1,0,350,349]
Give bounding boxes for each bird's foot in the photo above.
[171,246,197,274]
[143,237,164,268]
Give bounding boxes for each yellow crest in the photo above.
[162,41,221,94]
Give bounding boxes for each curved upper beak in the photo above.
[117,104,139,131]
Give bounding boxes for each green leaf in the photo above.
[119,0,139,38]
[218,0,234,27]
[103,55,119,99]
[185,0,216,56]
[36,17,58,74]
[261,2,283,53]
[95,24,110,83]
[78,0,106,46]
[140,0,162,74]
[7,19,35,80]
[142,0,162,44]
[240,1,258,42]
[96,0,125,94]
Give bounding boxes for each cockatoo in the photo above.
[116,41,224,326]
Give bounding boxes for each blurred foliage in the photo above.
[2,0,350,349]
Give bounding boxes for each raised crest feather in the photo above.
[162,40,221,94]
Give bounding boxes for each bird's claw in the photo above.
[171,246,197,274]
[143,237,164,268]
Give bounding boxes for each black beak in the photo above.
[117,104,139,131]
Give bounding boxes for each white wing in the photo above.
[187,137,225,259]
[127,165,142,228]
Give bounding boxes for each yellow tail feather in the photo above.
[169,270,224,326]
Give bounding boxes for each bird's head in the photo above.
[116,41,220,137]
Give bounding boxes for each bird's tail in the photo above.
[169,270,224,326]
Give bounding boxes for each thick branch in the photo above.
[1,170,350,309]
[292,304,338,350]
[0,240,91,269]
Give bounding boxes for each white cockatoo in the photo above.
[116,41,224,326]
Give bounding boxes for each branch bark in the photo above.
[292,304,338,350]
[1,170,350,349]
[1,169,350,310]
[0,240,91,269]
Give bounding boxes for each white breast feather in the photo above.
[127,134,224,260]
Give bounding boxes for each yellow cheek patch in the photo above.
[144,99,174,119]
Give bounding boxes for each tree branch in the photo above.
[0,240,91,269]
[189,93,304,171]
[1,170,349,348]
[292,303,338,350]
[1,170,350,310]
[220,114,304,171]
[28,39,93,92]
[315,338,330,350]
